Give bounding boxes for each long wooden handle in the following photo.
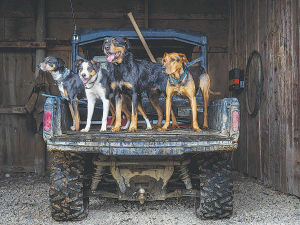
[127,12,156,63]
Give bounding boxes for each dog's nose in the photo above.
[37,64,41,69]
[162,66,166,73]
[105,45,110,51]
[81,73,87,78]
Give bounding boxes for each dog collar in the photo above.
[169,69,188,84]
[55,68,70,84]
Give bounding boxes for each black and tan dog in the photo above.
[160,52,221,131]
[102,37,178,132]
[38,57,85,131]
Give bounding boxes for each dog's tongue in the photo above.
[82,78,90,83]
[107,54,115,63]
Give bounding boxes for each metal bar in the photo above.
[165,189,199,198]
[93,159,191,167]
[89,190,118,198]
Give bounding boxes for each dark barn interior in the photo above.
[0,0,299,198]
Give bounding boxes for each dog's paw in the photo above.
[171,124,180,129]
[112,126,121,132]
[146,126,152,130]
[128,126,137,132]
[202,125,209,129]
[70,126,76,131]
[193,127,201,132]
[158,126,168,131]
[152,124,162,129]
[100,128,107,132]
[81,128,90,132]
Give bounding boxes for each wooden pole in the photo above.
[34,0,46,175]
[127,12,156,63]
[35,0,46,78]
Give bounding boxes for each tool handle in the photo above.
[127,12,156,63]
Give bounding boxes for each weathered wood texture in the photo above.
[0,0,229,172]
[229,0,300,197]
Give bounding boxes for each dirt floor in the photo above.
[0,171,299,225]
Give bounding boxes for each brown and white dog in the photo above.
[160,52,221,131]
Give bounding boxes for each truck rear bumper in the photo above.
[47,129,237,155]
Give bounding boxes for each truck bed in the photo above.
[47,128,237,155]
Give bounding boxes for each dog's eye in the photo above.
[171,58,175,62]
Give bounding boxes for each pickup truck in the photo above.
[43,28,240,221]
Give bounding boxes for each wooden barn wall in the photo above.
[0,0,229,172]
[229,0,300,197]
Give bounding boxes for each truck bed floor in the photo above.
[47,128,237,155]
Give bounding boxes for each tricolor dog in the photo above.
[38,57,85,131]
[75,59,111,132]
[102,36,178,132]
[161,52,221,131]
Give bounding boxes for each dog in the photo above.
[160,52,221,131]
[38,57,85,131]
[102,36,178,132]
[75,59,112,132]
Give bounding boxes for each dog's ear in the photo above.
[75,59,84,68]
[163,52,168,59]
[179,53,189,65]
[124,38,130,50]
[102,39,108,51]
[90,60,100,72]
[57,58,65,68]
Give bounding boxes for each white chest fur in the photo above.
[57,81,69,100]
[85,83,106,100]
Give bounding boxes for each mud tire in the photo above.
[49,152,88,221]
[195,152,233,219]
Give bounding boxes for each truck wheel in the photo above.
[49,152,89,221]
[195,152,233,219]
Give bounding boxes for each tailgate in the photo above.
[47,129,237,155]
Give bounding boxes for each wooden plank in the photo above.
[283,0,293,194]
[288,0,300,197]
[3,0,34,12]
[150,0,228,14]
[0,41,46,48]
[234,0,247,174]
[0,11,228,20]
[259,0,270,187]
[5,18,35,40]
[0,106,27,114]
[245,0,260,179]
[0,52,3,107]
[47,18,145,40]
[48,0,141,13]
[207,53,229,102]
[149,19,228,47]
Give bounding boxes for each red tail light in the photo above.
[232,111,239,131]
[44,110,52,131]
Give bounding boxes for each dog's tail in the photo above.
[209,89,221,95]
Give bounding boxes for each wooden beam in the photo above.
[0,41,46,48]
[0,11,228,20]
[0,106,27,114]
